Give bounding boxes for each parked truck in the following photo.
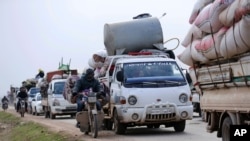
[188,53,250,141]
[92,14,193,134]
[40,69,78,119]
[178,1,250,140]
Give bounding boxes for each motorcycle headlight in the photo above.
[53,99,60,106]
[128,96,137,105]
[179,93,188,103]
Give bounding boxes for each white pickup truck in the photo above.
[100,54,193,134]
[42,76,77,119]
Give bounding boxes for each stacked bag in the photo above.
[178,0,250,66]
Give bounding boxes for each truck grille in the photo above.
[145,113,176,121]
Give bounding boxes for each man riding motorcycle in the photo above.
[1,96,9,110]
[72,68,106,128]
[1,96,9,103]
[16,86,28,112]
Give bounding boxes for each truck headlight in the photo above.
[128,96,137,105]
[179,93,188,103]
[53,99,60,106]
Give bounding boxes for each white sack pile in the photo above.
[178,0,250,66]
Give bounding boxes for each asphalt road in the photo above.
[3,106,221,141]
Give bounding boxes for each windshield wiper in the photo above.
[159,80,182,85]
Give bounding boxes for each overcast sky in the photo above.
[0,0,196,97]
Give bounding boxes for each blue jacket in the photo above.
[72,75,100,98]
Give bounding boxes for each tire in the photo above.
[153,124,160,128]
[222,117,232,141]
[45,111,49,118]
[70,114,75,118]
[113,110,126,134]
[50,111,55,119]
[104,119,113,130]
[174,120,186,132]
[91,114,98,138]
[20,108,25,117]
[147,125,153,128]
[32,107,35,115]
[35,108,39,116]
[44,107,49,118]
[29,106,32,114]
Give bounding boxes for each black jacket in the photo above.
[73,75,100,97]
[17,91,28,99]
[1,97,8,103]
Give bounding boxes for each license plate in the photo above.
[151,108,172,114]
[88,97,96,103]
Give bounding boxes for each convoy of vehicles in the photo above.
[9,2,250,140]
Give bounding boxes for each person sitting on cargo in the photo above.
[35,69,45,79]
[89,50,111,78]
[16,86,28,112]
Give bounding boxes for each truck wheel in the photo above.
[153,124,160,128]
[147,125,153,128]
[70,114,75,118]
[174,120,186,132]
[45,111,49,118]
[104,119,113,130]
[35,108,39,116]
[113,110,126,134]
[32,108,35,115]
[50,112,55,119]
[222,117,232,141]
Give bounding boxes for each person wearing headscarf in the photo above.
[88,50,111,78]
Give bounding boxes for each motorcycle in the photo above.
[76,89,104,138]
[19,98,26,117]
[2,100,8,111]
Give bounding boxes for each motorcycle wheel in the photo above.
[20,107,25,117]
[91,114,98,138]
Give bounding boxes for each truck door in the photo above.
[110,64,122,105]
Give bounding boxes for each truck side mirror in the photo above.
[185,70,192,84]
[116,71,124,82]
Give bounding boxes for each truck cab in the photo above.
[46,78,77,119]
[101,55,193,134]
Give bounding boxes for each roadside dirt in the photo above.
[4,107,85,141]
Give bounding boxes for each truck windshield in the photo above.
[54,82,65,94]
[123,61,186,87]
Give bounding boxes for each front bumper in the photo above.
[52,105,77,114]
[116,102,193,124]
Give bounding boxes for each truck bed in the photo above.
[201,86,250,112]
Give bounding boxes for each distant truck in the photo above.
[40,69,78,119]
[92,15,193,134]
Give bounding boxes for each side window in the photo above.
[47,83,52,94]
[113,64,122,82]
